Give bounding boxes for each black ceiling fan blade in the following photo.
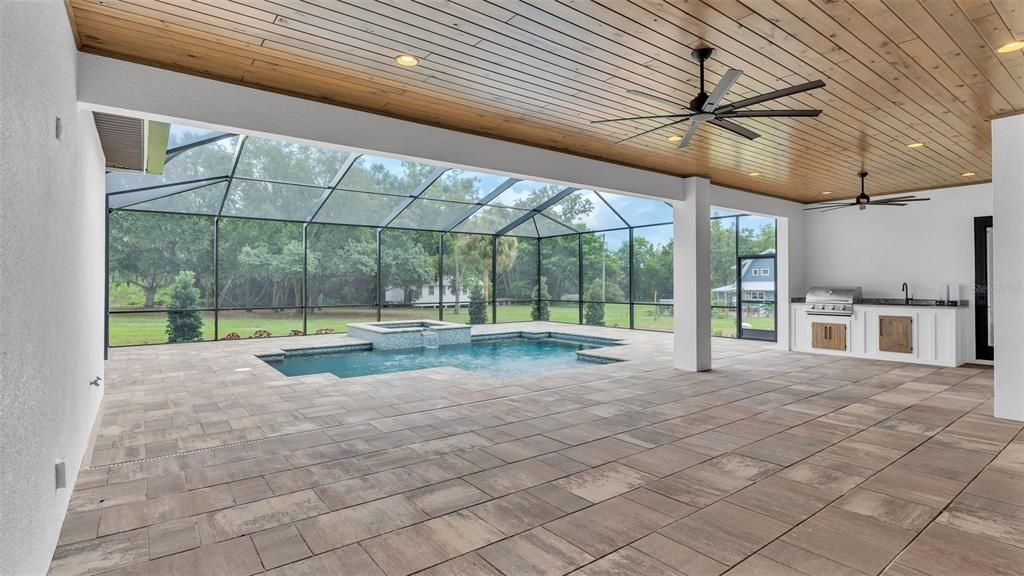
[616,118,689,144]
[626,89,688,110]
[716,79,826,113]
[870,195,918,202]
[716,109,822,118]
[870,203,908,207]
[874,197,930,204]
[592,113,693,124]
[820,205,853,213]
[708,118,759,140]
[804,203,855,210]
[704,69,743,112]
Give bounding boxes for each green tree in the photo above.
[165,271,204,342]
[531,277,551,321]
[468,283,488,324]
[584,285,605,326]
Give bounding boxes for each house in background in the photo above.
[711,249,776,306]
[384,276,471,307]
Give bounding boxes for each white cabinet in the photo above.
[790,304,968,366]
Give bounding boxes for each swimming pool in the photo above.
[263,334,618,380]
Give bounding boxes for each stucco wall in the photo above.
[0,2,106,574]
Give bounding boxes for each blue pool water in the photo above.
[265,336,612,380]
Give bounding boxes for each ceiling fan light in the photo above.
[997,41,1024,53]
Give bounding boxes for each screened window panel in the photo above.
[389,198,469,230]
[443,233,492,320]
[108,212,215,310]
[314,189,408,227]
[540,234,580,301]
[168,125,226,149]
[543,189,626,232]
[423,169,509,202]
[505,218,539,238]
[600,192,672,226]
[221,179,326,221]
[108,311,215,346]
[581,230,629,303]
[489,180,564,208]
[497,236,538,301]
[633,224,674,304]
[307,224,378,306]
[534,214,577,237]
[452,205,530,235]
[108,179,226,209]
[738,215,777,256]
[634,304,673,332]
[107,136,239,193]
[380,229,439,306]
[122,181,228,215]
[710,217,738,307]
[217,219,303,308]
[218,309,304,338]
[235,137,350,186]
[307,307,378,334]
[337,155,437,196]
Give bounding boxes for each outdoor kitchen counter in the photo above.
[789,302,970,367]
[791,297,968,307]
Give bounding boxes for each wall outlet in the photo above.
[55,460,66,490]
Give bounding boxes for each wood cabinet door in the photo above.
[811,322,846,351]
[879,315,913,353]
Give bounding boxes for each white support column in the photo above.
[673,177,713,371]
[993,114,1024,422]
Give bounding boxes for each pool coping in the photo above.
[257,330,626,372]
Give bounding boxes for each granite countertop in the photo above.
[791,297,968,308]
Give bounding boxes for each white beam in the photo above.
[674,177,713,371]
[992,114,1024,422]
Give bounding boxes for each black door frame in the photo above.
[974,216,994,361]
[736,253,778,341]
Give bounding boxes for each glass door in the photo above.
[975,216,993,360]
[737,254,777,341]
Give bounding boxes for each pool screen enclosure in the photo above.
[105,123,677,346]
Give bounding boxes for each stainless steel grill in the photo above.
[804,286,862,316]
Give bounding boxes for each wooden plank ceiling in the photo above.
[67,0,1023,202]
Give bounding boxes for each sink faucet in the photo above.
[901,282,911,305]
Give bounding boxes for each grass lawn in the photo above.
[108,302,681,346]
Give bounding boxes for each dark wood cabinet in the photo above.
[811,322,847,351]
[879,315,913,353]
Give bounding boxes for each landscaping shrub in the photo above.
[468,283,488,324]
[531,278,550,321]
[165,271,204,343]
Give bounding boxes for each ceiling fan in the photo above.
[593,47,826,148]
[804,172,930,213]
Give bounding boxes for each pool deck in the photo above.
[49,322,1023,575]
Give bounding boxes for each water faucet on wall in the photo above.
[901,282,911,305]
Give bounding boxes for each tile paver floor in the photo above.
[48,322,1024,575]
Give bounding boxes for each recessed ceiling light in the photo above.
[997,41,1024,53]
[907,142,925,149]
[821,191,832,195]
[748,172,761,176]
[395,54,419,67]
[961,171,976,177]
[667,135,682,142]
